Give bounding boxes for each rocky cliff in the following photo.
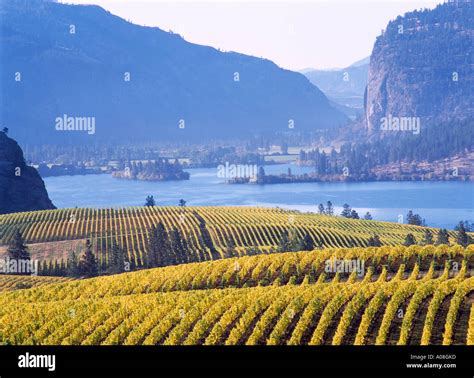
[0,132,55,214]
[365,1,473,133]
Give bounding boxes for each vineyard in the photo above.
[0,207,462,269]
[0,245,472,345]
[0,275,70,293]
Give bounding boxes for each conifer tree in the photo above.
[326,201,334,216]
[300,232,314,251]
[277,230,291,252]
[436,229,450,245]
[341,204,352,218]
[368,235,382,247]
[456,223,470,247]
[7,229,30,260]
[7,229,30,275]
[109,241,125,274]
[318,204,325,215]
[364,212,373,220]
[79,240,98,277]
[422,230,434,245]
[350,210,359,219]
[169,227,186,264]
[145,195,156,207]
[403,233,416,246]
[225,238,237,258]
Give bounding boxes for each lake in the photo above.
[43,164,474,229]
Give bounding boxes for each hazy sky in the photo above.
[63,0,440,70]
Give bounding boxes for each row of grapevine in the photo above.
[0,244,472,345]
[1,207,466,270]
[2,245,471,302]
[0,275,472,345]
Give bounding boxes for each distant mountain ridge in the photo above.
[302,58,369,117]
[365,1,473,133]
[0,0,347,145]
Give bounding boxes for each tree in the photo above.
[225,238,237,258]
[422,229,434,245]
[170,227,187,265]
[60,259,67,276]
[350,210,359,219]
[341,203,352,218]
[2,127,8,134]
[145,195,156,207]
[456,223,470,247]
[318,203,325,215]
[40,260,48,276]
[406,210,423,226]
[325,201,334,216]
[436,229,450,245]
[288,230,302,251]
[53,260,61,276]
[277,230,291,252]
[368,235,382,247]
[67,251,80,277]
[109,241,126,274]
[79,240,98,277]
[178,199,186,207]
[146,226,158,267]
[7,229,30,260]
[455,221,472,232]
[363,212,373,220]
[300,232,314,251]
[147,223,169,267]
[403,233,417,246]
[7,229,30,275]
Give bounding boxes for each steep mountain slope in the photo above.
[0,0,347,145]
[365,1,473,132]
[0,131,55,214]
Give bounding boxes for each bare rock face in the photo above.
[0,132,55,214]
[365,1,473,133]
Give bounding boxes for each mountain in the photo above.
[0,0,347,145]
[349,56,370,68]
[365,1,473,132]
[0,131,55,214]
[301,58,369,117]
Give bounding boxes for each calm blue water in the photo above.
[43,164,474,229]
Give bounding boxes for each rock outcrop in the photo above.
[0,132,55,214]
[365,1,473,133]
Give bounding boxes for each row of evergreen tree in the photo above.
[403,226,471,248]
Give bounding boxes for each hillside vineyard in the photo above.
[0,245,472,345]
[0,207,462,270]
